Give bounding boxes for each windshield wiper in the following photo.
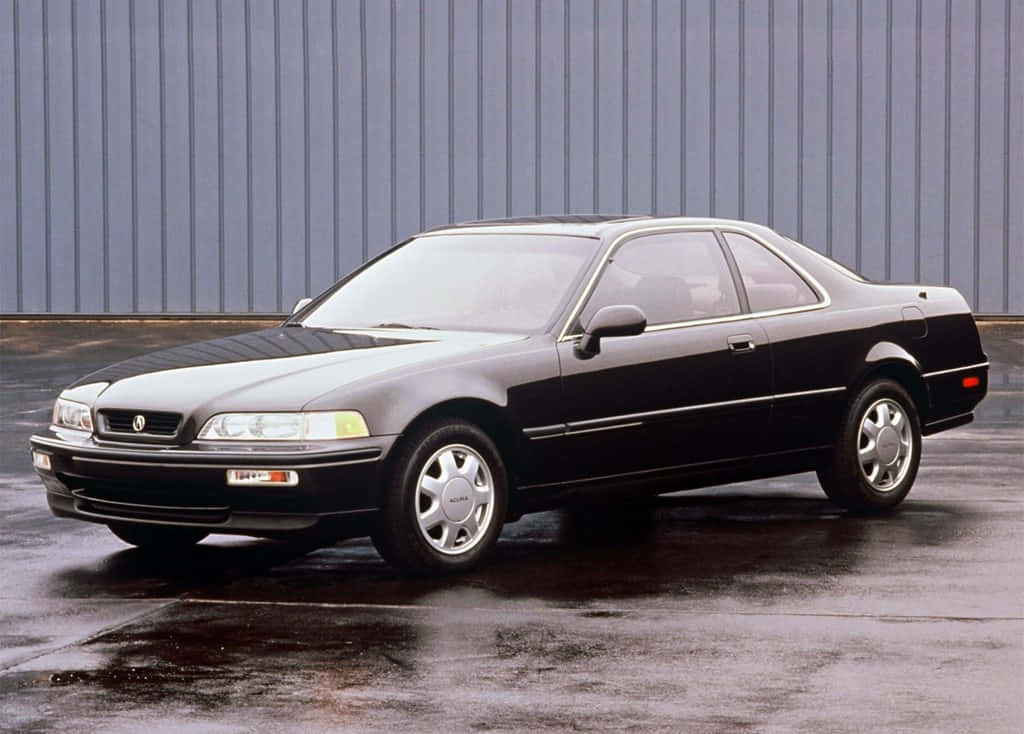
[370,322,439,330]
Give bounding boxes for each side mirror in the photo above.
[574,304,647,359]
[291,297,313,315]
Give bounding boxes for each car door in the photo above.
[719,230,842,454]
[551,229,773,483]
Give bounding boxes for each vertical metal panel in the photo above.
[75,0,103,313]
[15,0,45,312]
[859,0,887,281]
[537,0,567,214]
[741,0,770,226]
[1,0,1021,314]
[363,0,392,259]
[653,0,681,217]
[0,1,15,313]
[566,0,594,214]
[507,0,537,214]
[711,0,738,219]
[830,0,858,272]
[246,0,276,312]
[105,0,134,312]
[161,0,190,311]
[334,0,363,279]
[131,0,161,311]
[918,0,946,290]
[626,0,653,214]
[771,0,800,237]
[219,0,249,312]
[684,0,711,216]
[191,0,221,312]
[47,1,77,312]
[305,0,335,298]
[595,0,623,212]
[1011,0,1024,314]
[888,0,917,285]
[452,0,480,222]
[276,0,306,306]
[977,0,1008,314]
[421,0,449,229]
[0,0,14,309]
[393,0,421,242]
[799,0,829,255]
[948,0,977,308]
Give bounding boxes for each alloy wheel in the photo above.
[857,398,914,492]
[415,443,495,555]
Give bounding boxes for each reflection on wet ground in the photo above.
[0,320,1021,732]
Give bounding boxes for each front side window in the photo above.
[580,231,741,328]
[302,234,601,333]
[723,232,820,312]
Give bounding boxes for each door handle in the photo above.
[727,334,756,354]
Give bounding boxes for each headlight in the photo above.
[52,398,94,433]
[197,411,369,441]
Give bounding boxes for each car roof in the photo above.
[420,215,778,240]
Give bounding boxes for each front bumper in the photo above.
[29,430,397,538]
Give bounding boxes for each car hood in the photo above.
[69,327,523,417]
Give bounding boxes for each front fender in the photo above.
[301,338,562,439]
[362,370,512,436]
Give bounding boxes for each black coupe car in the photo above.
[30,216,988,573]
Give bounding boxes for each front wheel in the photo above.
[817,379,922,512]
[108,522,209,550]
[372,418,508,574]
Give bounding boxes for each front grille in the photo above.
[101,409,182,437]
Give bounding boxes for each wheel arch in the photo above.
[379,397,523,505]
[852,342,929,421]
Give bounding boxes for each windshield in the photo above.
[301,233,602,333]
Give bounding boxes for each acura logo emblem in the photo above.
[132,414,146,432]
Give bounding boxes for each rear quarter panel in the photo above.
[757,275,985,451]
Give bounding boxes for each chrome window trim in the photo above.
[523,386,846,439]
[556,223,832,342]
[921,361,990,378]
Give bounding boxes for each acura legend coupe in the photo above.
[30,216,988,573]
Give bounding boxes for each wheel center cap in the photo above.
[876,427,900,465]
[441,477,474,523]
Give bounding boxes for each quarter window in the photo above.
[723,232,820,312]
[580,231,741,327]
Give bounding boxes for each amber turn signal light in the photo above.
[226,469,299,487]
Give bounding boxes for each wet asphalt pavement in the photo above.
[0,320,1021,733]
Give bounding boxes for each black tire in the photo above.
[817,378,922,512]
[108,522,208,550]
[371,418,508,574]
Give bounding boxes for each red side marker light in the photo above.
[962,376,980,389]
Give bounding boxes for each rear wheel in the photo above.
[817,379,922,512]
[108,523,208,550]
[372,418,507,574]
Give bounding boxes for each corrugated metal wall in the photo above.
[1,0,1021,315]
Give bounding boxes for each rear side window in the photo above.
[580,231,741,327]
[723,232,820,312]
